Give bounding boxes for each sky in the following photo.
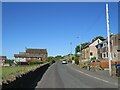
[2,2,118,59]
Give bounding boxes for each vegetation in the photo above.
[4,59,14,64]
[74,54,79,65]
[28,61,46,65]
[91,57,96,60]
[81,63,88,69]
[54,55,63,60]
[2,63,49,83]
[75,42,90,54]
[75,45,80,53]
[81,42,90,48]
[47,55,63,62]
[92,36,105,42]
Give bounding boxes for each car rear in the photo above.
[62,60,67,64]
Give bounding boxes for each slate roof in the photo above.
[14,52,26,58]
[14,48,48,58]
[26,48,47,54]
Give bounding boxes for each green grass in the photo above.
[2,62,49,83]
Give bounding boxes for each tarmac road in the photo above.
[36,61,118,88]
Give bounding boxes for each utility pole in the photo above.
[106,3,112,76]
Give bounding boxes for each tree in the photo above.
[4,59,14,64]
[81,42,90,48]
[47,56,55,62]
[92,36,105,42]
[74,53,79,65]
[75,45,80,54]
[55,55,63,60]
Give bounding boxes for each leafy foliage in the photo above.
[28,61,45,65]
[91,57,96,60]
[81,42,90,48]
[47,55,63,62]
[74,54,79,65]
[54,55,63,60]
[75,45,80,54]
[47,56,55,62]
[4,59,14,64]
[92,36,104,42]
[75,42,90,54]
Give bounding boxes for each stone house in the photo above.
[26,48,48,62]
[81,39,103,60]
[0,56,7,66]
[96,34,120,62]
[81,44,90,59]
[14,48,48,63]
[14,52,26,63]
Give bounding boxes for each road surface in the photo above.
[36,61,118,88]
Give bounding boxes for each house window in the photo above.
[103,43,107,47]
[98,45,101,49]
[106,52,108,57]
[100,53,102,58]
[114,53,116,58]
[98,40,100,44]
[90,52,93,56]
[104,53,106,58]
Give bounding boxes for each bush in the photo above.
[75,60,79,65]
[81,63,88,69]
[91,57,96,60]
[28,61,44,65]
[74,54,79,65]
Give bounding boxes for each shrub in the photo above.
[91,57,96,60]
[28,61,44,65]
[81,63,88,69]
[75,60,79,65]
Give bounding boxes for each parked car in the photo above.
[62,59,67,64]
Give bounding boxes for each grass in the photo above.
[2,62,49,83]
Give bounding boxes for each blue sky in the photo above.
[2,2,118,59]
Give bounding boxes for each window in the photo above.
[103,43,107,47]
[98,40,100,44]
[104,54,106,58]
[114,53,116,58]
[90,52,93,56]
[106,52,108,57]
[98,45,101,49]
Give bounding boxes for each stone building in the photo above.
[81,39,103,60]
[14,48,48,63]
[96,34,120,62]
[0,56,7,66]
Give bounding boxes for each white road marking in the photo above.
[70,66,118,86]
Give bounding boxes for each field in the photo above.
[2,63,49,83]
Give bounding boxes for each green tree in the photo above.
[47,56,55,62]
[4,59,14,64]
[81,42,90,48]
[92,36,105,42]
[55,55,63,60]
[75,42,90,54]
[74,54,79,65]
[75,45,80,54]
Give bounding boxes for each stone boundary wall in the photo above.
[2,63,50,89]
